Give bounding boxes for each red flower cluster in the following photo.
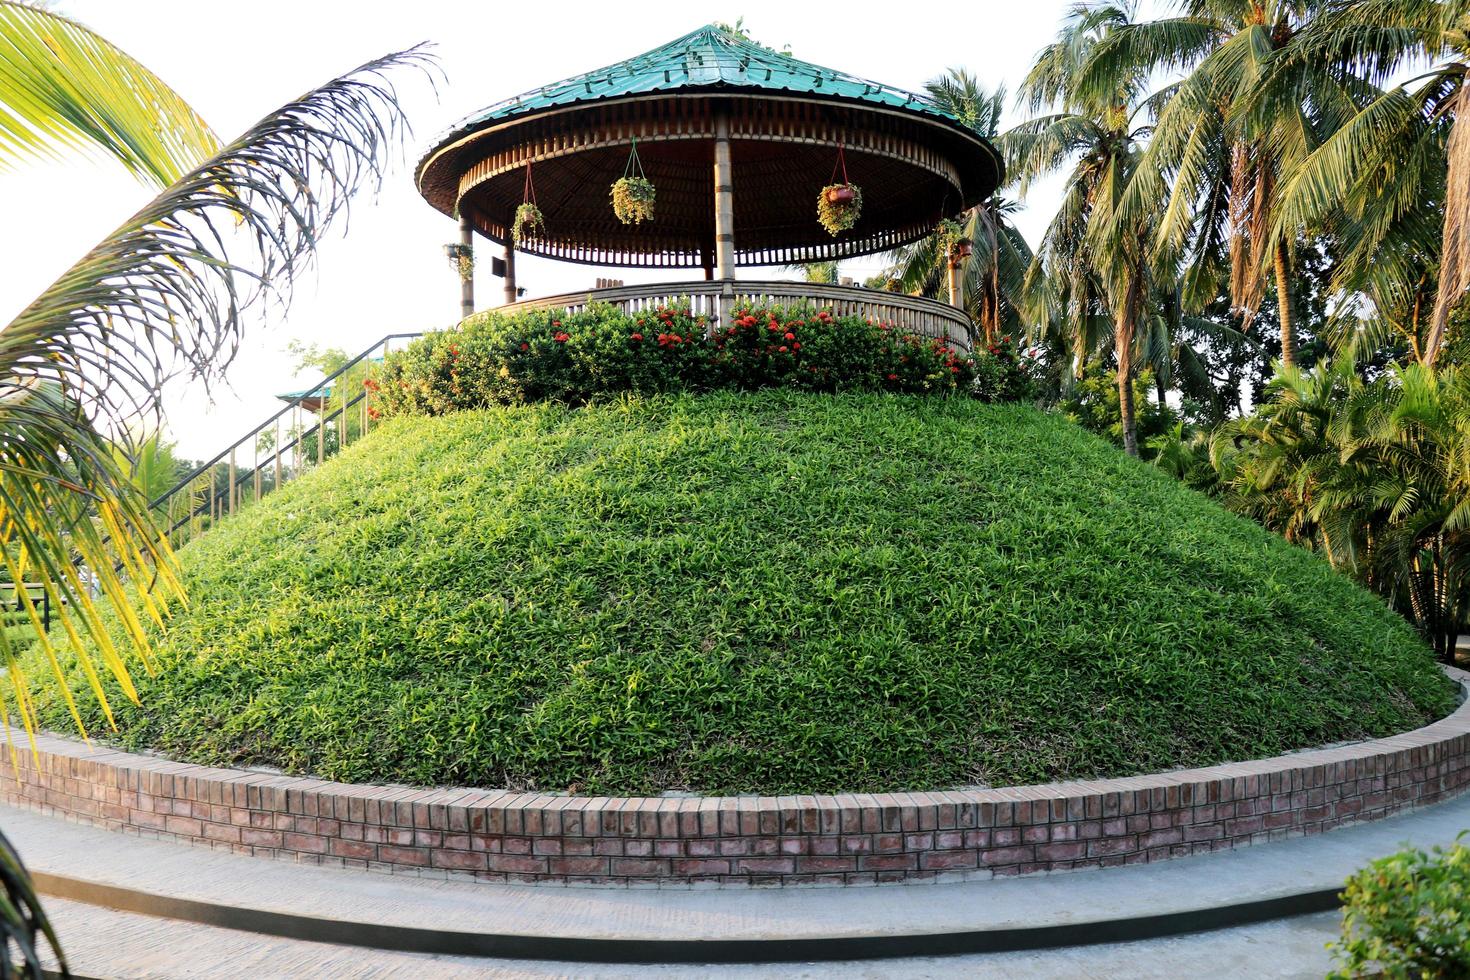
[553,331,570,343]
[630,332,644,342]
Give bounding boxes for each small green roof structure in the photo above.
[417,25,1002,279]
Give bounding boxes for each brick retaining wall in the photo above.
[4,665,1466,887]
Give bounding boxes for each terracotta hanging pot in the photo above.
[955,240,974,259]
[826,185,857,205]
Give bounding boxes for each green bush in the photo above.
[372,302,1014,416]
[30,392,1456,795]
[1329,836,1470,979]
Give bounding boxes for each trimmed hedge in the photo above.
[29,392,1458,795]
[369,301,1034,416]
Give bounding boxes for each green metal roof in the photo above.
[443,24,962,135]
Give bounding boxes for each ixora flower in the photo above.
[630,333,643,342]
[553,331,570,343]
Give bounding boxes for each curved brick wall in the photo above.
[4,666,1466,887]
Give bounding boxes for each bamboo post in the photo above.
[458,213,474,319]
[713,108,736,329]
[503,211,518,307]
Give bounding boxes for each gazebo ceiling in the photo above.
[416,25,1004,268]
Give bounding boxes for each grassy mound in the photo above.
[37,392,1457,795]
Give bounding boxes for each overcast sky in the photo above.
[0,0,1131,458]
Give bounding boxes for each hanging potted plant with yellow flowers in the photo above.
[611,139,656,225]
[513,162,545,246]
[818,141,861,236]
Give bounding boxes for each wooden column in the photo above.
[503,214,517,306]
[947,253,962,308]
[458,214,474,319]
[713,108,735,326]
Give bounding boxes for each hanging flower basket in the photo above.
[818,141,861,236]
[513,202,544,247]
[611,139,656,225]
[611,176,656,224]
[456,251,474,281]
[935,217,965,254]
[818,183,862,236]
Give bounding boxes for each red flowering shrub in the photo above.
[373,301,1023,416]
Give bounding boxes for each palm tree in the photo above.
[1012,2,1160,455]
[888,72,1033,347]
[2,0,428,945]
[1271,0,1470,366]
[1079,0,1362,371]
[1,4,431,970]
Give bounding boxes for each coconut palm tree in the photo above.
[1269,0,1470,366]
[1077,0,1368,371]
[1,7,430,968]
[1013,2,1161,455]
[888,73,1033,347]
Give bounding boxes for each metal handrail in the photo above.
[152,331,426,509]
[148,331,428,551]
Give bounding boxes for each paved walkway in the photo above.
[40,898,1342,978]
[9,793,1467,974]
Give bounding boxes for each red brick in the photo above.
[432,849,486,871]
[920,850,978,871]
[330,839,376,860]
[379,845,431,867]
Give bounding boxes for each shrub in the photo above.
[1329,836,1470,979]
[972,334,1037,403]
[374,302,999,416]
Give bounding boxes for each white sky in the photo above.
[0,0,1106,458]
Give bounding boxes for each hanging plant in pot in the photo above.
[513,161,544,247]
[611,139,656,224]
[818,141,861,236]
[513,202,544,246]
[611,176,656,224]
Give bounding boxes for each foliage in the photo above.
[0,826,65,978]
[0,4,431,752]
[372,303,993,414]
[972,334,1037,403]
[1212,361,1470,663]
[30,392,1455,795]
[1057,367,1178,458]
[513,202,544,246]
[610,176,655,225]
[1328,835,1470,979]
[0,1,218,185]
[817,183,862,235]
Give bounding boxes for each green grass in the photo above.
[32,391,1459,795]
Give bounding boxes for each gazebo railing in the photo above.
[497,280,974,348]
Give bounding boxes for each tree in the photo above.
[889,72,1033,347]
[1012,2,1160,455]
[1212,360,1470,662]
[1082,0,1352,370]
[0,0,429,798]
[1273,0,1470,366]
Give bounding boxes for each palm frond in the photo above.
[0,1,218,184]
[0,45,436,747]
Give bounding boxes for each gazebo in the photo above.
[416,24,1002,344]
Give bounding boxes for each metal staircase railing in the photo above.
[151,332,424,551]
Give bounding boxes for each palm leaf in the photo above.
[0,1,218,185]
[0,45,436,750]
